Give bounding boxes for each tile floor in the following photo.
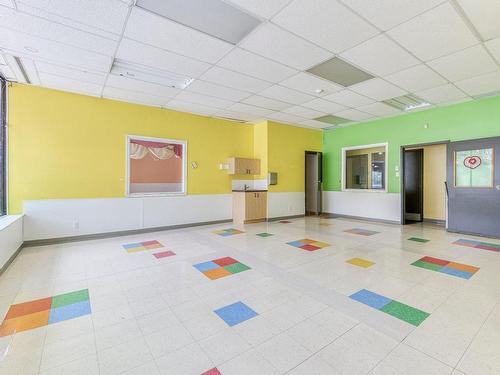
[0,217,499,374]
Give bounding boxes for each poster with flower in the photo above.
[455,148,493,188]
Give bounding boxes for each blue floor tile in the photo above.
[193,261,220,272]
[48,300,91,324]
[287,241,304,247]
[214,301,258,327]
[350,289,392,310]
[123,243,140,249]
[439,267,473,279]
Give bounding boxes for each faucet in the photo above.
[244,184,250,191]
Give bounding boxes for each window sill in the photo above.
[0,214,23,231]
[342,189,388,193]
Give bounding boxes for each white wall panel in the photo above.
[268,192,305,219]
[0,215,23,269]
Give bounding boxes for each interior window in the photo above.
[344,145,387,191]
[127,136,187,196]
[0,77,6,216]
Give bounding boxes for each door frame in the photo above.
[400,140,450,225]
[304,151,323,216]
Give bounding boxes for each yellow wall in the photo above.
[7,84,255,213]
[252,121,268,180]
[423,144,447,221]
[267,121,323,192]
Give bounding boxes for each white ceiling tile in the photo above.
[258,84,315,105]
[0,52,5,65]
[279,72,343,97]
[358,102,401,117]
[0,27,113,72]
[39,72,103,97]
[217,48,297,83]
[0,65,15,80]
[385,64,447,92]
[341,0,446,31]
[298,119,329,129]
[106,74,179,98]
[388,3,478,61]
[0,0,14,8]
[165,99,217,116]
[214,109,262,122]
[283,106,325,119]
[239,23,332,70]
[350,78,408,101]
[323,90,375,107]
[485,37,500,63]
[187,80,251,101]
[241,95,292,110]
[273,0,379,53]
[124,8,233,64]
[340,34,420,76]
[457,0,500,40]
[0,6,118,56]
[225,0,292,19]
[19,57,40,84]
[17,0,130,36]
[265,112,304,124]
[103,86,167,107]
[227,102,274,116]
[175,91,234,109]
[36,61,107,85]
[334,108,373,121]
[415,83,469,104]
[200,66,272,93]
[116,39,210,78]
[454,71,500,96]
[428,45,498,82]
[301,98,347,113]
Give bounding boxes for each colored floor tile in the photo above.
[287,238,331,251]
[224,262,251,274]
[411,256,479,279]
[279,220,291,223]
[52,289,89,308]
[408,237,430,243]
[122,240,164,253]
[4,297,52,320]
[344,228,380,236]
[0,310,50,336]
[153,250,176,259]
[213,257,238,266]
[453,239,500,252]
[214,301,258,327]
[256,232,274,237]
[203,268,232,280]
[213,228,244,237]
[380,301,430,326]
[346,257,375,268]
[350,289,392,310]
[193,261,220,272]
[201,368,221,375]
[48,300,92,324]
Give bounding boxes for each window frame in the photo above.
[125,135,188,198]
[341,142,388,193]
[0,76,6,216]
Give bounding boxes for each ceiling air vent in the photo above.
[383,94,431,111]
[136,0,261,45]
[314,114,350,126]
[111,59,193,89]
[214,116,248,123]
[307,57,374,87]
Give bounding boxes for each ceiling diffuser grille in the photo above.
[383,94,430,111]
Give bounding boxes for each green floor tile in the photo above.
[224,262,251,274]
[381,300,430,326]
[52,289,89,308]
[408,237,429,243]
[256,233,274,237]
[411,260,443,271]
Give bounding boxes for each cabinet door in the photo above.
[256,192,267,219]
[245,192,267,221]
[248,159,261,175]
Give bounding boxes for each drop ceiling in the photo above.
[1,0,500,129]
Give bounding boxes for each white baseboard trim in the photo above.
[323,191,401,223]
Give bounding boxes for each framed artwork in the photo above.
[126,135,187,196]
[454,148,494,188]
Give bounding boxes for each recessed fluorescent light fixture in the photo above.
[136,0,261,45]
[383,94,430,112]
[314,114,350,126]
[111,59,193,89]
[307,57,374,87]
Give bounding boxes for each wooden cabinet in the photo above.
[228,157,261,175]
[232,191,267,224]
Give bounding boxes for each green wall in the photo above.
[323,95,500,192]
